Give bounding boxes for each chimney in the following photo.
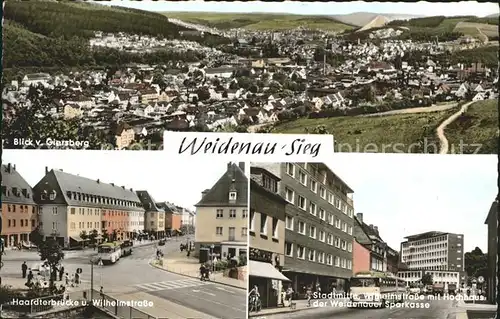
[45,166,49,174]
[7,163,11,173]
[130,188,133,191]
[374,226,378,234]
[238,162,245,172]
[201,189,210,198]
[13,164,16,170]
[369,224,374,229]
[227,162,232,171]
[97,179,100,183]
[111,183,114,186]
[60,169,63,172]
[356,213,363,223]
[122,186,125,189]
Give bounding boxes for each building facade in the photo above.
[33,168,145,247]
[256,163,355,296]
[137,191,166,239]
[352,238,371,275]
[484,198,498,305]
[1,164,39,248]
[399,231,466,287]
[180,208,196,234]
[353,213,388,273]
[195,162,248,259]
[249,167,290,308]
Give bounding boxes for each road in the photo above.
[1,236,246,319]
[361,102,458,118]
[437,101,474,154]
[262,299,463,319]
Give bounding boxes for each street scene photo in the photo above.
[2,1,498,153]
[0,151,247,319]
[247,154,497,319]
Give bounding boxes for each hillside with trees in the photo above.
[3,0,230,69]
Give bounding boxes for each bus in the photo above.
[121,240,133,257]
[97,242,122,264]
[349,272,406,308]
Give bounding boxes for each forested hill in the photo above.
[2,0,230,69]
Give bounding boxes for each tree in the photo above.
[29,226,44,248]
[38,238,64,289]
[111,229,118,241]
[196,87,211,101]
[421,273,433,285]
[88,229,98,246]
[465,247,488,281]
[102,229,109,242]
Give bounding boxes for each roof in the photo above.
[136,191,165,213]
[195,163,248,207]
[484,199,498,224]
[1,164,37,205]
[157,201,180,214]
[33,169,144,211]
[404,231,447,241]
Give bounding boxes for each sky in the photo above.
[101,1,499,17]
[1,150,243,211]
[327,153,497,253]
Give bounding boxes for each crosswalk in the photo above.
[134,279,209,292]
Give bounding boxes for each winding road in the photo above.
[436,101,474,154]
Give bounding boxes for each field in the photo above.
[444,99,498,154]
[271,109,457,153]
[163,12,354,31]
[454,21,499,39]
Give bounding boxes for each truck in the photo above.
[448,284,457,295]
[432,283,445,296]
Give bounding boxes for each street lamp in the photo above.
[210,244,215,272]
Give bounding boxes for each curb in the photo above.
[248,304,350,318]
[149,261,246,291]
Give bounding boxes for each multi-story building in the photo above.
[398,231,465,288]
[484,197,498,305]
[180,208,196,234]
[33,167,145,247]
[137,190,165,239]
[249,166,290,308]
[158,202,182,236]
[1,164,39,248]
[353,213,388,273]
[195,162,248,259]
[255,163,355,295]
[386,246,400,275]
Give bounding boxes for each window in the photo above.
[70,222,75,229]
[335,198,341,209]
[52,207,58,215]
[242,209,248,218]
[335,218,340,229]
[272,218,278,238]
[342,222,347,232]
[342,203,347,214]
[229,191,237,201]
[327,234,333,245]
[457,250,461,253]
[49,192,56,200]
[229,209,236,218]
[309,202,316,215]
[216,227,223,235]
[250,210,255,231]
[310,180,317,193]
[348,242,352,252]
[341,240,347,251]
[327,213,333,225]
[216,209,223,218]
[457,265,461,268]
[241,227,247,236]
[309,226,316,239]
[347,208,353,218]
[286,163,295,177]
[20,220,24,227]
[319,231,325,242]
[348,226,353,235]
[52,222,57,230]
[319,187,326,199]
[298,221,306,235]
[297,245,305,259]
[260,214,268,235]
[457,243,461,247]
[334,256,340,267]
[262,175,278,193]
[285,242,293,256]
[327,254,333,265]
[285,215,294,230]
[298,196,306,210]
[318,252,325,263]
[285,188,295,204]
[335,237,340,248]
[298,170,307,185]
[328,193,334,204]
[318,208,325,220]
[341,258,347,268]
[308,249,316,261]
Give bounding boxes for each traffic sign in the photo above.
[477,276,484,284]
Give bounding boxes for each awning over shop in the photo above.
[249,260,291,281]
[70,236,84,242]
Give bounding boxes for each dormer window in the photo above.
[12,187,19,196]
[229,191,237,201]
[41,190,47,200]
[49,190,56,200]
[67,191,72,199]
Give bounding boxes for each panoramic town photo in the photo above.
[247,156,497,318]
[2,1,498,153]
[0,151,248,319]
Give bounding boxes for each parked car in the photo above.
[158,239,166,246]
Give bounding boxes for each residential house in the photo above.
[0,164,39,248]
[114,123,135,149]
[353,213,387,272]
[22,73,51,86]
[194,162,248,259]
[64,104,84,119]
[484,197,498,305]
[137,191,166,239]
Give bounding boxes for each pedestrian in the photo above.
[27,270,34,285]
[59,265,65,281]
[306,285,312,307]
[74,272,80,286]
[22,261,28,278]
[286,286,294,307]
[65,273,69,285]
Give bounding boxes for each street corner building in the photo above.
[136,191,166,239]
[33,167,145,248]
[194,162,248,266]
[251,163,355,298]
[248,165,291,308]
[1,163,39,248]
[398,231,466,289]
[484,196,498,305]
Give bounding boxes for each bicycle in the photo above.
[248,295,262,312]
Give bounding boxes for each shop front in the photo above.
[249,260,291,308]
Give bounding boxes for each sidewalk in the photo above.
[151,251,246,290]
[248,298,350,318]
[456,296,497,319]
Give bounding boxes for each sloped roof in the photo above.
[1,164,36,205]
[136,191,164,213]
[195,163,248,207]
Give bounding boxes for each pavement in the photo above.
[1,235,246,319]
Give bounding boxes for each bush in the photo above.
[238,255,247,267]
[0,285,22,304]
[215,260,228,271]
